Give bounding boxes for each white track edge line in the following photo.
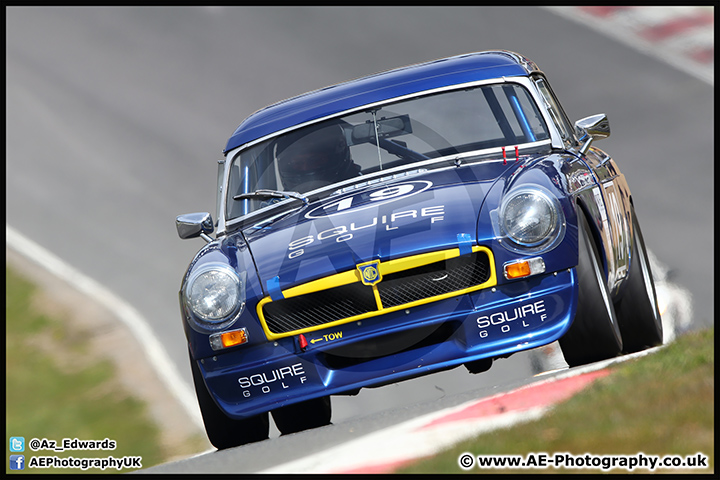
[6,223,204,431]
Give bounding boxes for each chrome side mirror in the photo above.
[176,212,214,243]
[575,113,610,155]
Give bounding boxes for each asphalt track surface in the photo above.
[6,7,713,473]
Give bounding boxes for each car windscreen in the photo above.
[226,83,549,220]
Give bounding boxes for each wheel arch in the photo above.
[574,196,609,278]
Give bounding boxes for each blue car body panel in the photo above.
[180,50,637,421]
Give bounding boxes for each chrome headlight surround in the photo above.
[183,263,246,332]
[496,186,566,254]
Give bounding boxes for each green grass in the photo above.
[399,327,714,474]
[5,266,168,473]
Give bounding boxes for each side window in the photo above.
[533,75,576,147]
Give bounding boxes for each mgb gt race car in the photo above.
[176,50,663,449]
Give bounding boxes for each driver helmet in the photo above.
[276,122,353,191]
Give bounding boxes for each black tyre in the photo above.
[271,396,332,435]
[560,209,623,366]
[190,352,269,450]
[614,207,663,352]
[464,357,493,374]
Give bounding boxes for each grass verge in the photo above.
[399,326,714,474]
[6,265,177,473]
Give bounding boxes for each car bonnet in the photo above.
[242,162,508,293]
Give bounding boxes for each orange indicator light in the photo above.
[210,328,249,350]
[503,257,545,280]
[221,329,248,348]
[506,261,531,279]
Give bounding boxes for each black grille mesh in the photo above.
[263,283,377,334]
[378,254,490,308]
[262,251,491,335]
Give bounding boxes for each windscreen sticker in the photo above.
[304,181,433,219]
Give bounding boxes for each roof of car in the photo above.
[224,50,539,153]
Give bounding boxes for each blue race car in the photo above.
[176,50,662,449]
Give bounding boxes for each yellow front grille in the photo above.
[257,246,496,340]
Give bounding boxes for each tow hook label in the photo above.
[310,331,343,344]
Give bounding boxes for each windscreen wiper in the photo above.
[234,189,308,205]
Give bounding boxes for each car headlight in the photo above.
[183,263,245,331]
[498,186,565,252]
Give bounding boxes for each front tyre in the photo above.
[560,209,623,366]
[190,351,269,450]
[614,206,663,352]
[271,396,332,435]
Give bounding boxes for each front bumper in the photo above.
[196,268,577,419]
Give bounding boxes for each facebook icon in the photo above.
[10,455,25,470]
